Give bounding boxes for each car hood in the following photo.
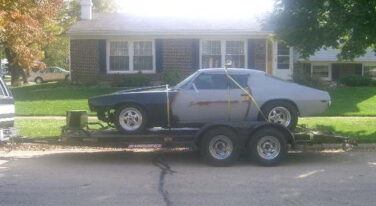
[112,85,169,94]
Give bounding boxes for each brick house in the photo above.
[68,0,376,83]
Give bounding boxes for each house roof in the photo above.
[302,48,376,62]
[68,13,272,36]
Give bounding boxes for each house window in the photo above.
[110,41,129,71]
[312,65,329,79]
[134,41,153,71]
[108,40,154,73]
[225,41,245,68]
[201,40,246,68]
[364,65,376,79]
[277,43,290,69]
[202,40,221,68]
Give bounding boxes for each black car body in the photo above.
[89,85,176,128]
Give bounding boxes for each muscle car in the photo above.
[89,68,331,133]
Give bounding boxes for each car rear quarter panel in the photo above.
[249,75,330,116]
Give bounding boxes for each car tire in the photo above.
[259,101,298,131]
[200,127,240,166]
[114,105,148,134]
[248,128,287,166]
[35,77,43,84]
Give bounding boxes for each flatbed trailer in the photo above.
[60,120,357,166]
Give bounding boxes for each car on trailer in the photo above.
[89,68,330,134]
[0,75,17,142]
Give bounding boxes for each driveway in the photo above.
[0,150,376,206]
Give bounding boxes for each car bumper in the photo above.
[0,127,18,141]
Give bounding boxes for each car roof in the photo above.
[197,68,265,75]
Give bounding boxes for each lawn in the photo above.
[299,117,376,143]
[16,119,66,138]
[11,83,376,116]
[323,87,376,116]
[16,117,376,143]
[11,83,122,116]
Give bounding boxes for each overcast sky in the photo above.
[115,0,275,19]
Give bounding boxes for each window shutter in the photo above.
[192,39,200,69]
[155,39,163,73]
[247,39,255,69]
[98,40,107,73]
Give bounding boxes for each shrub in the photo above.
[120,72,151,87]
[160,69,183,86]
[292,64,324,89]
[339,75,372,87]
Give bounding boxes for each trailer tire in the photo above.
[114,105,147,134]
[248,128,287,166]
[200,127,240,166]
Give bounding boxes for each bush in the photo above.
[119,72,151,87]
[339,75,372,87]
[292,64,324,89]
[161,69,183,86]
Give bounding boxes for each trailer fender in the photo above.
[248,123,295,147]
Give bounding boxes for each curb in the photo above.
[295,143,376,152]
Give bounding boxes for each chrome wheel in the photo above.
[119,107,143,131]
[268,107,291,127]
[209,135,233,160]
[35,78,43,84]
[257,136,281,160]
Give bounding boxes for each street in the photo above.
[0,150,376,206]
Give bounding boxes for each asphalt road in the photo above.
[1,150,376,206]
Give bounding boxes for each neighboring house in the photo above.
[68,0,376,83]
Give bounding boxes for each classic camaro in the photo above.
[89,68,331,133]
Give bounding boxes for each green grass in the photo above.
[299,117,376,143]
[10,83,376,117]
[15,119,66,138]
[15,117,376,143]
[11,82,122,116]
[323,87,376,116]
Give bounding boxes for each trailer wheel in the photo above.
[200,127,240,166]
[114,105,147,134]
[248,128,287,166]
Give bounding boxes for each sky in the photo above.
[115,0,275,19]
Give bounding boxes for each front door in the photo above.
[172,73,230,126]
[227,74,252,121]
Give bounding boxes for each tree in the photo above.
[270,0,376,60]
[0,0,63,85]
[43,0,117,71]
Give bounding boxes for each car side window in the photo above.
[229,74,249,89]
[193,74,228,90]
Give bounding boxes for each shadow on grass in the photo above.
[11,82,123,101]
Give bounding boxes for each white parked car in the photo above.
[28,67,69,84]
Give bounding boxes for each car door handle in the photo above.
[241,94,248,97]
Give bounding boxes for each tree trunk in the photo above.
[5,48,24,86]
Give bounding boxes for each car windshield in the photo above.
[174,72,197,89]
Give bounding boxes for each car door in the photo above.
[41,68,54,81]
[227,74,253,121]
[172,73,230,126]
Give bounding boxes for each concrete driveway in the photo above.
[0,150,376,206]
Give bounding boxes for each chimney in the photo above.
[80,0,93,20]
